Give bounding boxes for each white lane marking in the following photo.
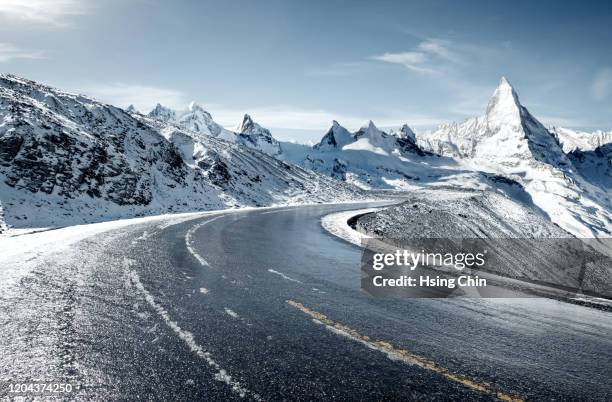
[267,269,303,284]
[185,217,221,268]
[200,288,209,295]
[124,258,260,400]
[224,308,239,319]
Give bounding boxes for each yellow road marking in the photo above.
[286,299,523,402]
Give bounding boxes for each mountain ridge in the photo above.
[0,74,365,231]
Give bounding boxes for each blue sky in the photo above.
[1,0,611,142]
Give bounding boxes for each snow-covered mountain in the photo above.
[313,120,354,151]
[417,77,565,164]
[145,104,283,156]
[279,119,469,190]
[146,102,236,141]
[0,74,364,231]
[549,126,612,153]
[417,77,611,238]
[234,114,282,156]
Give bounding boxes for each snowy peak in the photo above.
[147,102,231,139]
[236,114,281,156]
[237,114,257,133]
[148,103,176,122]
[179,102,223,137]
[237,114,274,140]
[424,76,563,162]
[398,124,417,143]
[485,76,522,129]
[354,120,382,139]
[314,120,353,150]
[188,101,207,113]
[126,104,138,114]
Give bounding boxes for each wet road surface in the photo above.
[2,203,612,401]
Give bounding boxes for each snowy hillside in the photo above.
[416,77,611,238]
[0,74,365,231]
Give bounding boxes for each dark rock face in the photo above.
[0,76,192,206]
[0,132,23,163]
[331,158,347,181]
[568,143,612,191]
[197,154,231,188]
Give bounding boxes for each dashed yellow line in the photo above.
[286,299,523,402]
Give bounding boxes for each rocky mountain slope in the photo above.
[0,74,364,231]
[354,189,612,298]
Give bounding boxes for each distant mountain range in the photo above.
[1,74,610,237]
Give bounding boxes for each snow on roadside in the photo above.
[0,211,212,296]
[320,208,381,247]
[0,201,384,297]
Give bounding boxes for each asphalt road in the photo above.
[2,203,612,401]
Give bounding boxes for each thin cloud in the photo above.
[78,83,186,112]
[372,38,460,74]
[417,39,463,64]
[0,43,45,63]
[0,0,86,28]
[372,51,436,74]
[590,68,612,101]
[372,38,497,76]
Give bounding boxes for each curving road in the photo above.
[2,202,612,401]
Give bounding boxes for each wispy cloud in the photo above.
[78,83,186,112]
[372,38,464,74]
[0,43,45,63]
[0,0,87,28]
[590,68,612,101]
[417,39,463,64]
[372,51,435,74]
[371,38,497,77]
